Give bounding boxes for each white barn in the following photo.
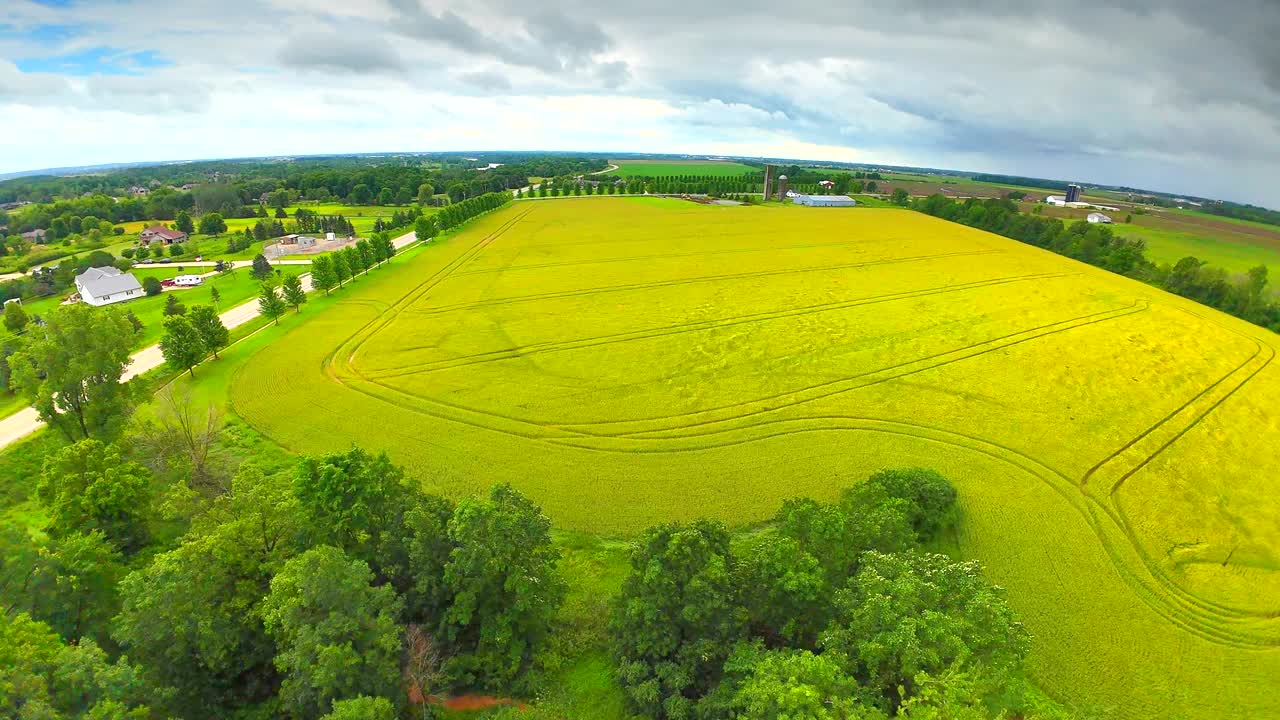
[1087,212,1113,224]
[75,266,143,306]
[793,194,857,207]
[1045,195,1066,206]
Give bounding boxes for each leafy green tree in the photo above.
[251,253,273,281]
[611,520,746,720]
[414,215,436,242]
[115,464,302,713]
[282,274,307,312]
[4,300,28,334]
[822,552,1030,711]
[11,304,136,440]
[332,250,351,287]
[311,255,337,294]
[142,275,162,296]
[377,188,395,206]
[198,212,227,235]
[707,642,885,720]
[0,525,123,643]
[262,546,404,720]
[776,492,916,588]
[349,184,373,205]
[163,292,186,317]
[38,439,151,552]
[188,304,229,359]
[1,613,155,720]
[321,695,398,720]
[441,484,565,688]
[404,495,456,624]
[294,446,418,590]
[856,468,957,541]
[376,234,396,264]
[160,315,204,378]
[259,284,286,325]
[355,239,375,273]
[343,246,366,276]
[735,534,827,648]
[416,183,434,205]
[175,211,194,234]
[891,188,910,206]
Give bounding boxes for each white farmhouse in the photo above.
[75,266,143,306]
[1087,212,1113,224]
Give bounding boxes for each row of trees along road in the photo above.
[309,233,397,295]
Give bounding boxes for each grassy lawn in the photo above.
[10,266,282,350]
[610,159,757,177]
[1113,222,1280,272]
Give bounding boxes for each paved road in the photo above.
[511,163,619,196]
[0,230,419,450]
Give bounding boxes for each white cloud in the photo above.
[0,0,1276,207]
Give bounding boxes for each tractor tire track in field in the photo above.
[365,271,1078,378]
[353,298,1144,441]
[450,234,926,276]
[404,249,1006,318]
[321,206,538,385]
[541,415,1280,649]
[1075,305,1280,624]
[301,203,1278,651]
[552,301,1149,437]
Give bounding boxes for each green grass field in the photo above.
[213,197,1279,719]
[1113,222,1280,272]
[9,266,272,349]
[610,159,757,177]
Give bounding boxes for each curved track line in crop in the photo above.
[547,301,1149,437]
[538,416,1280,648]
[405,249,1006,318]
[365,272,1077,378]
[342,299,1144,445]
[450,235,928,276]
[1073,305,1280,622]
[264,203,1278,652]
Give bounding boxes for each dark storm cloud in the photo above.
[456,69,511,91]
[2,0,1278,204]
[386,0,619,77]
[278,34,404,74]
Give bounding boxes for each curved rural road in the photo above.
[510,163,619,196]
[0,230,419,450]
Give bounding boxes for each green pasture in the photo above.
[610,160,757,177]
[1114,223,1280,272]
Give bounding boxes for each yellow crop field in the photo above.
[230,198,1280,719]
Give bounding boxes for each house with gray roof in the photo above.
[75,266,144,307]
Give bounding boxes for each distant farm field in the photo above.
[231,198,1280,720]
[610,159,756,177]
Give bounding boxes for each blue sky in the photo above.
[0,0,1277,207]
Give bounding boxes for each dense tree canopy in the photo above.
[9,304,135,440]
[38,439,151,552]
[262,545,404,720]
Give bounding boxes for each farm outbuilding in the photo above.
[793,194,857,207]
[1087,212,1113,224]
